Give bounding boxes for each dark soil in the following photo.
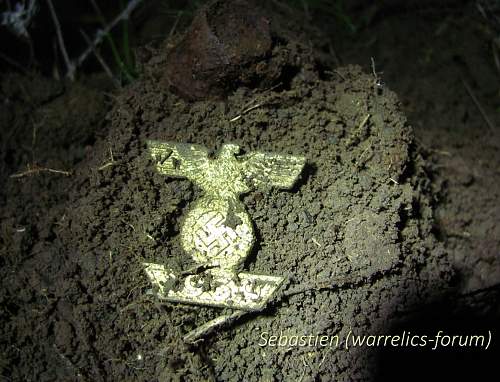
[1,1,499,381]
[337,0,500,295]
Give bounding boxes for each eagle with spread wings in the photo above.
[147,140,305,196]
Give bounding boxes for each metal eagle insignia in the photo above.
[143,141,305,311]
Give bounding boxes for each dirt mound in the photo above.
[0,2,457,380]
[1,50,453,381]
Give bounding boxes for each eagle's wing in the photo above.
[240,151,306,189]
[147,140,209,179]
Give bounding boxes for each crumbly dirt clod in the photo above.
[164,0,284,100]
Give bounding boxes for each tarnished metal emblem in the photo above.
[143,141,305,333]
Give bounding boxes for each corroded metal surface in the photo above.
[143,263,284,311]
[144,140,305,311]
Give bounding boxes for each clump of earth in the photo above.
[0,2,459,381]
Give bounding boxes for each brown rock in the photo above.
[164,0,274,100]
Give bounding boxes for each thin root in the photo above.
[230,102,266,122]
[10,164,72,178]
[183,310,247,344]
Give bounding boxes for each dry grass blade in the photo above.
[461,78,496,133]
